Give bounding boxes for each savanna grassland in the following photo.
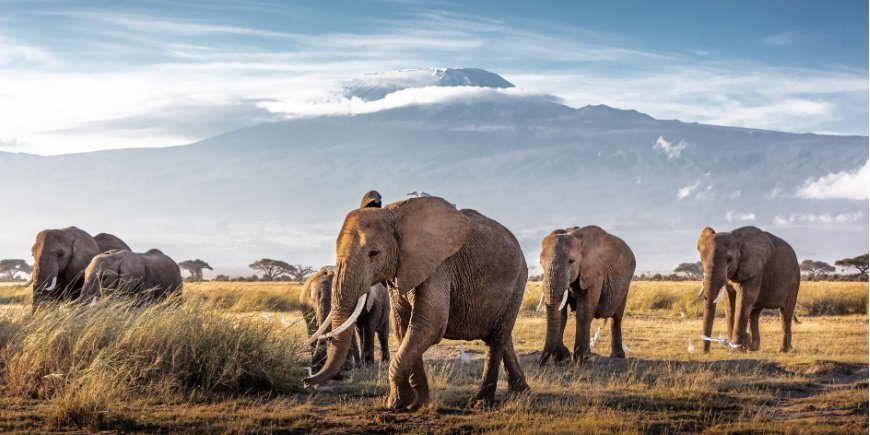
[0,281,866,434]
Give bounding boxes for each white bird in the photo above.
[89,295,98,307]
[590,326,601,347]
[622,343,631,353]
[701,335,740,348]
[687,339,695,354]
[459,344,471,364]
[679,310,687,319]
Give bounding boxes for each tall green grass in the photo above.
[0,298,307,428]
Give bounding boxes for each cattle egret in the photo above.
[622,343,631,353]
[688,339,695,353]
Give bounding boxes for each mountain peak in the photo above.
[343,67,514,101]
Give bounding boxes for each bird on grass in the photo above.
[459,344,471,364]
[687,339,695,354]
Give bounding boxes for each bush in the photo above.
[0,299,307,429]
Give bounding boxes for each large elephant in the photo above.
[30,227,130,309]
[80,249,182,303]
[300,266,360,371]
[538,226,636,365]
[697,226,800,352]
[303,196,529,410]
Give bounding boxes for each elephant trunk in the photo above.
[540,302,564,365]
[700,269,726,353]
[303,259,368,388]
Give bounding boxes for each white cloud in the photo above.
[676,181,700,200]
[728,190,742,199]
[653,135,688,159]
[725,210,756,221]
[795,160,869,200]
[773,212,864,225]
[764,32,798,47]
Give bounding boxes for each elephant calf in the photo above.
[355,282,390,365]
[81,249,182,303]
[539,226,636,365]
[300,266,360,371]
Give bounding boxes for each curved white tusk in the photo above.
[44,276,57,292]
[304,312,333,346]
[322,293,368,340]
[696,286,704,298]
[713,285,726,303]
[536,292,544,311]
[558,290,568,311]
[366,288,375,312]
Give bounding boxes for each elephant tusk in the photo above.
[696,286,704,299]
[89,295,98,307]
[558,290,568,311]
[366,287,375,312]
[44,276,57,292]
[536,292,544,311]
[304,312,333,346]
[322,293,368,340]
[713,285,726,304]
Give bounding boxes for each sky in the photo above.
[0,0,867,155]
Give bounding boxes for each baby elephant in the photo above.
[81,249,182,303]
[355,282,390,365]
[301,266,360,371]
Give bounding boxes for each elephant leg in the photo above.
[572,286,599,364]
[378,326,390,363]
[779,305,795,353]
[472,339,504,406]
[749,308,762,351]
[409,357,429,409]
[553,305,571,363]
[501,337,530,394]
[725,285,737,339]
[609,312,625,358]
[362,322,376,365]
[732,277,760,350]
[348,329,361,368]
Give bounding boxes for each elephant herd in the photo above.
[23,191,801,410]
[29,227,182,309]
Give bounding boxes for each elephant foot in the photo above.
[508,379,530,395]
[779,345,792,353]
[409,387,430,411]
[467,397,496,410]
[610,350,625,359]
[571,351,590,366]
[385,383,417,411]
[554,345,571,364]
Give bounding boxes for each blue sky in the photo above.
[0,0,867,154]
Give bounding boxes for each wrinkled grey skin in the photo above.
[31,227,130,310]
[303,196,529,410]
[539,226,636,365]
[356,282,390,365]
[80,249,182,304]
[697,226,800,353]
[299,266,360,371]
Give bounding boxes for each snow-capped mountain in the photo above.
[1,69,866,275]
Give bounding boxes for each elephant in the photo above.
[356,282,390,365]
[79,249,182,303]
[538,226,636,365]
[697,226,800,352]
[300,266,360,371]
[360,190,383,208]
[303,196,529,410]
[30,227,130,309]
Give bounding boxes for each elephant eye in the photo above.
[567,259,575,264]
[726,256,733,262]
[369,250,380,258]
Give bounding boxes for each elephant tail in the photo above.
[793,314,801,324]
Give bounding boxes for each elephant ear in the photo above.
[735,228,774,281]
[66,228,100,276]
[572,228,606,287]
[394,197,470,294]
[697,227,715,250]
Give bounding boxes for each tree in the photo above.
[249,259,297,280]
[674,262,703,280]
[835,254,869,280]
[178,259,213,281]
[799,259,835,278]
[288,264,314,281]
[0,259,31,281]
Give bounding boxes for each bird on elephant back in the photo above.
[696,226,800,353]
[303,194,529,410]
[78,249,183,305]
[538,226,636,366]
[30,226,130,311]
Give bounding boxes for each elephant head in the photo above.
[538,227,605,363]
[303,197,468,387]
[697,226,774,352]
[300,266,336,368]
[31,227,101,302]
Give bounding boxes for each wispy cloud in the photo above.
[653,135,687,159]
[773,212,864,225]
[795,160,869,200]
[763,31,798,47]
[676,181,701,200]
[724,210,756,222]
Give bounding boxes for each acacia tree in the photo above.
[178,259,213,281]
[249,259,297,280]
[799,259,835,278]
[835,254,869,280]
[288,264,314,281]
[0,259,31,281]
[674,262,703,280]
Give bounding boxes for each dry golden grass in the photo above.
[0,280,865,432]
